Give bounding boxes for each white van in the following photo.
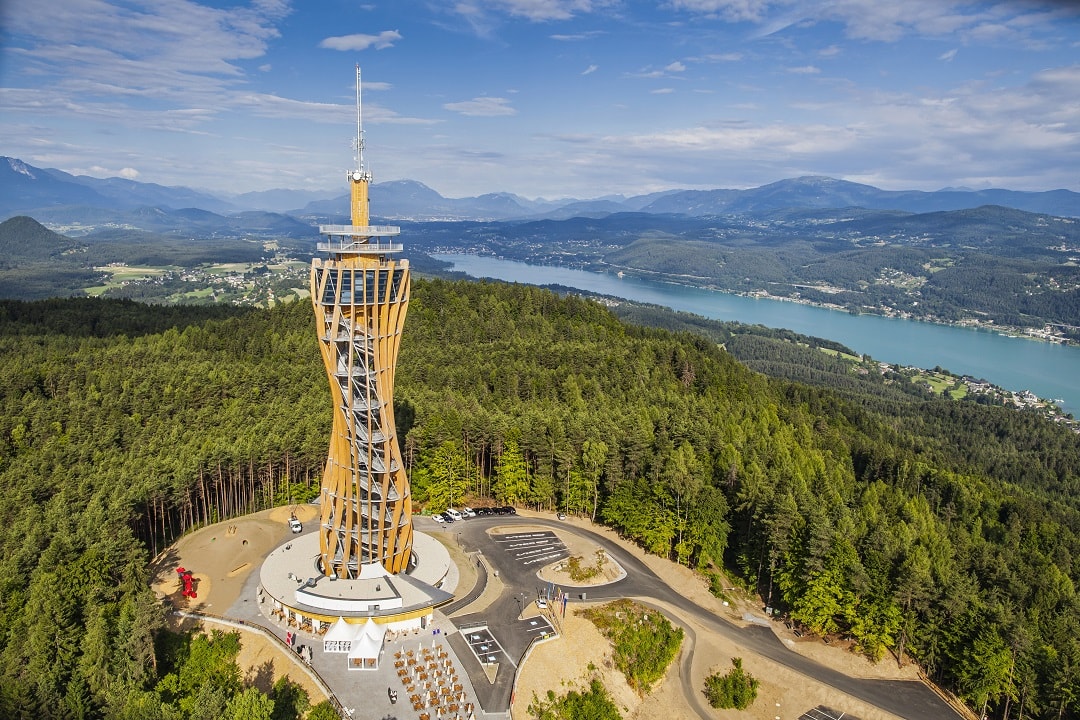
[445,508,462,521]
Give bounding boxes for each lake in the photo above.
[431,253,1080,414]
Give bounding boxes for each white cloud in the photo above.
[4,0,289,80]
[232,92,436,125]
[828,0,971,41]
[1031,64,1080,86]
[443,97,517,116]
[787,65,821,74]
[652,88,676,94]
[665,0,1079,48]
[620,121,859,154]
[0,87,219,133]
[551,30,605,41]
[506,59,1080,196]
[939,48,958,61]
[456,0,617,22]
[582,64,599,75]
[0,0,295,121]
[631,63,689,79]
[665,0,776,23]
[231,93,353,122]
[118,167,140,179]
[319,30,401,51]
[827,0,1080,45]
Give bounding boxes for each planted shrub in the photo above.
[704,657,759,710]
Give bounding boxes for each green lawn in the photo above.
[818,347,862,362]
[913,372,968,400]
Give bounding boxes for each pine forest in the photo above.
[0,278,1078,719]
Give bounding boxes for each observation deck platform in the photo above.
[318,224,402,255]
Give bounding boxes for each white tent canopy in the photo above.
[323,617,355,654]
[348,618,386,670]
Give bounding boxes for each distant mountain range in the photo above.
[4,156,1079,334]
[2,156,236,214]
[299,176,1080,221]
[0,157,316,238]
[642,176,1080,218]
[3,155,1080,234]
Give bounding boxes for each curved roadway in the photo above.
[431,514,961,720]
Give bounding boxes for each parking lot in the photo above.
[456,612,557,671]
[459,625,510,666]
[519,614,555,641]
[492,531,569,567]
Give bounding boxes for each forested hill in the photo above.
[0,280,1078,719]
[0,216,79,261]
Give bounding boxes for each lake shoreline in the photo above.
[431,253,1080,413]
[594,263,1076,347]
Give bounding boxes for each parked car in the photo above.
[535,597,547,610]
[462,507,476,518]
[289,517,303,533]
[556,512,566,521]
[475,507,490,516]
[503,506,517,515]
[445,508,462,521]
[431,513,447,524]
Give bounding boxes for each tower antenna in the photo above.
[354,64,370,180]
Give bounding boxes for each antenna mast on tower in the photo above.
[354,64,371,182]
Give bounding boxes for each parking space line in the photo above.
[493,534,551,543]
[459,625,514,668]
[799,706,855,720]
[502,540,565,550]
[522,552,566,566]
[513,545,565,557]
[504,544,561,554]
[521,617,555,636]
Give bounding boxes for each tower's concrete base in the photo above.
[258,530,454,631]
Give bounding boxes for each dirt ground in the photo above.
[150,503,319,613]
[510,511,926,720]
[151,504,327,704]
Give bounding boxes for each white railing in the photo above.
[318,224,400,236]
[316,241,403,254]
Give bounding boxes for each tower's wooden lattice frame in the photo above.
[311,251,411,577]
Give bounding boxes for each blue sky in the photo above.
[2,1,1079,200]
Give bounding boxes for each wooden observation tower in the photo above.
[310,66,412,578]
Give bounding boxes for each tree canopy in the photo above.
[0,278,1077,718]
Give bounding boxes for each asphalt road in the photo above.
[425,514,961,720]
